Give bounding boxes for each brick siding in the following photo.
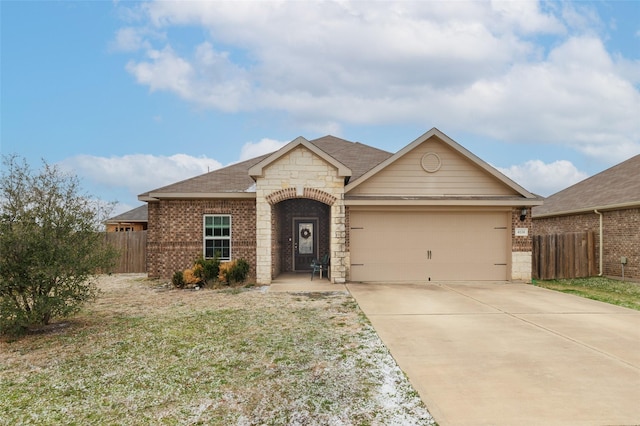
[534,207,639,279]
[512,207,533,252]
[274,199,331,274]
[147,199,256,280]
[148,202,536,281]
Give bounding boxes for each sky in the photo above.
[2,0,639,216]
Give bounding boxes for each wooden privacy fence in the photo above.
[532,231,596,280]
[104,231,147,273]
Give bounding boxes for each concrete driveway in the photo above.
[347,282,640,426]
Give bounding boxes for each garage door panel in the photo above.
[349,211,509,282]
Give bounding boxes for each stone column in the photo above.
[255,190,272,285]
[511,251,532,282]
[330,197,347,283]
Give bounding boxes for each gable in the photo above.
[249,136,351,178]
[346,132,522,198]
[261,144,345,184]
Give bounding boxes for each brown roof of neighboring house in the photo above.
[106,204,148,223]
[139,135,392,200]
[533,154,640,217]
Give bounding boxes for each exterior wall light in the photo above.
[520,207,527,221]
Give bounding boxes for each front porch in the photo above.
[267,272,347,293]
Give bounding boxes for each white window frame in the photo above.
[203,214,232,261]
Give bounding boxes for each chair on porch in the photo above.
[311,254,330,281]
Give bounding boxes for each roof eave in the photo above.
[345,197,544,207]
[533,200,640,218]
[105,219,147,224]
[141,192,257,201]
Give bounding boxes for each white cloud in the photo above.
[59,153,222,197]
[114,0,640,165]
[110,27,150,52]
[239,139,288,161]
[126,46,194,100]
[496,159,588,196]
[490,0,565,34]
[126,42,251,111]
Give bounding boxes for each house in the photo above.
[139,128,542,284]
[105,204,148,232]
[533,155,640,280]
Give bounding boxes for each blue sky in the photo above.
[2,0,639,216]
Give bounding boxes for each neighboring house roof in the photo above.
[106,204,148,223]
[533,154,640,218]
[139,135,392,201]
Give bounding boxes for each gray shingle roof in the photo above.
[308,135,392,181]
[533,154,640,217]
[139,136,392,198]
[106,204,148,223]
[139,154,270,196]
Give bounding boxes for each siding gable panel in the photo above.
[347,136,519,197]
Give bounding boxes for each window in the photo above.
[204,215,231,260]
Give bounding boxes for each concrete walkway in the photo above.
[347,282,640,426]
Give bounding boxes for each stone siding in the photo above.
[255,146,346,284]
[147,199,256,280]
[512,251,532,281]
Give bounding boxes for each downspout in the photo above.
[594,210,603,276]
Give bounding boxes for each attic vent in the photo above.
[421,152,442,173]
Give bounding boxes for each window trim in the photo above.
[203,214,232,261]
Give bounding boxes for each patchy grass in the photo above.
[534,276,640,311]
[0,274,434,425]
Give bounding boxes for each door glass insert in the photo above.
[298,222,313,254]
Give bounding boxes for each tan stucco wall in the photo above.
[254,146,346,284]
[106,222,146,232]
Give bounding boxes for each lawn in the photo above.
[0,274,434,425]
[534,276,640,311]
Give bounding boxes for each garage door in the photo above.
[349,210,510,282]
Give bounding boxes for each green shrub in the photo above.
[171,271,185,288]
[218,259,250,285]
[194,256,220,283]
[230,259,250,283]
